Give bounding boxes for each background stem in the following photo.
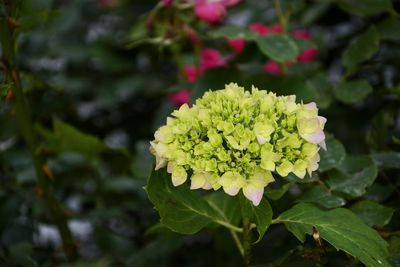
[0,1,77,261]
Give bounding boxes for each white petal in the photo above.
[243,185,264,206]
[190,173,206,190]
[223,185,241,196]
[256,135,267,145]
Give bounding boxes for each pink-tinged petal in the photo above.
[304,129,325,144]
[256,135,267,145]
[319,140,327,151]
[243,185,264,206]
[223,185,241,196]
[292,30,311,40]
[227,39,245,54]
[169,89,191,107]
[249,23,271,36]
[304,102,317,110]
[297,48,319,63]
[195,2,227,24]
[263,61,282,75]
[183,65,199,82]
[200,48,226,72]
[318,116,327,129]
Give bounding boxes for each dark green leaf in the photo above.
[209,26,257,40]
[336,0,392,16]
[334,80,373,104]
[239,194,272,243]
[377,17,400,42]
[319,135,346,172]
[299,186,346,208]
[279,203,390,267]
[342,26,379,71]
[350,200,394,227]
[326,155,378,197]
[371,152,400,169]
[256,34,299,63]
[206,192,241,228]
[47,118,107,159]
[388,236,400,267]
[146,169,242,234]
[265,182,293,200]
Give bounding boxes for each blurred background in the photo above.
[1,0,400,266]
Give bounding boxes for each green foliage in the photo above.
[256,35,299,63]
[279,203,390,267]
[336,0,393,16]
[334,80,373,104]
[327,155,378,197]
[318,135,346,172]
[342,26,379,72]
[146,169,241,234]
[350,200,394,227]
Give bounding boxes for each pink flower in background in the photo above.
[263,61,282,75]
[297,48,318,62]
[161,0,173,7]
[249,23,282,36]
[183,65,199,83]
[194,1,227,23]
[292,30,311,40]
[169,89,191,107]
[227,39,245,54]
[249,23,270,35]
[270,24,283,33]
[200,48,226,72]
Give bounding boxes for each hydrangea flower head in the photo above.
[150,83,326,206]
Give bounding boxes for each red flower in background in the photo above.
[200,48,226,72]
[249,23,282,36]
[263,61,282,76]
[183,65,199,83]
[227,39,245,54]
[249,23,270,35]
[161,0,173,7]
[194,1,227,23]
[270,24,283,33]
[169,89,191,107]
[297,48,318,63]
[292,30,311,40]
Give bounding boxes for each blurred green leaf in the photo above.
[365,183,395,202]
[265,182,293,200]
[342,26,379,72]
[388,236,400,267]
[209,26,257,40]
[377,17,400,42]
[256,34,299,63]
[336,0,392,16]
[44,118,107,159]
[350,200,394,227]
[298,186,346,208]
[146,169,241,234]
[239,195,272,243]
[9,242,37,267]
[326,155,378,197]
[279,203,390,267]
[333,80,373,104]
[371,152,400,169]
[319,135,346,172]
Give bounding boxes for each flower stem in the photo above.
[242,217,253,267]
[272,0,287,33]
[0,1,77,261]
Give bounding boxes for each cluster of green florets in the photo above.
[150,83,326,206]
